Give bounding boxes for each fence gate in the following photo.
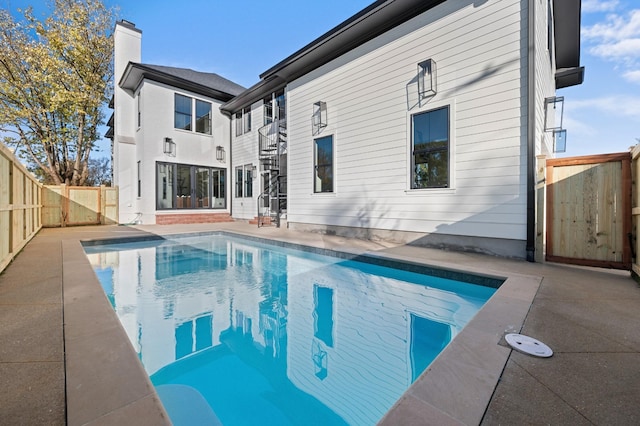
[546,153,632,270]
[42,185,118,227]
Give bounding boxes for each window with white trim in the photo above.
[411,106,450,189]
[314,135,333,193]
[174,94,212,135]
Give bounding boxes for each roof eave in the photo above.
[553,0,583,86]
[119,63,238,102]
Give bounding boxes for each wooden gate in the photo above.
[42,185,119,227]
[546,153,632,269]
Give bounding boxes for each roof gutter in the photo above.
[526,0,536,262]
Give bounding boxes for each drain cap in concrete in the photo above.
[505,333,553,358]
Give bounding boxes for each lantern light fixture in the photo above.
[312,101,327,134]
[544,96,564,132]
[418,59,437,99]
[216,145,225,162]
[163,137,176,156]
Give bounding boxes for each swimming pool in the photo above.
[84,233,499,425]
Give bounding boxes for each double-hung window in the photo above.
[243,107,251,133]
[235,108,252,136]
[314,135,333,193]
[195,100,212,134]
[235,166,243,198]
[235,165,254,198]
[174,94,212,135]
[411,106,450,189]
[235,112,243,136]
[175,94,192,131]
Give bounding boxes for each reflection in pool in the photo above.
[84,234,497,426]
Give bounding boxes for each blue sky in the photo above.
[5,0,639,158]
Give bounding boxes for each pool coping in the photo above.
[65,230,540,425]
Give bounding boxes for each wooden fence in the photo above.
[0,143,42,274]
[42,185,118,227]
[545,153,632,270]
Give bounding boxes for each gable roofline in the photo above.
[222,0,446,113]
[222,0,583,113]
[119,63,245,102]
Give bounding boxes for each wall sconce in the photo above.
[251,165,258,179]
[553,129,567,153]
[418,59,437,99]
[216,145,225,162]
[544,96,564,132]
[312,101,327,134]
[163,137,176,156]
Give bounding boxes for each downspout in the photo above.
[526,0,536,262]
[221,109,233,217]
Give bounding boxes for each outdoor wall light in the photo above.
[418,59,437,99]
[251,165,258,179]
[553,129,567,153]
[544,96,564,132]
[312,101,327,134]
[163,137,176,156]
[216,145,225,162]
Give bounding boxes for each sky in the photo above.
[4,0,639,158]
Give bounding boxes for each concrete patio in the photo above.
[1,222,639,425]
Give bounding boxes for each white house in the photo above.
[108,21,245,225]
[111,0,583,259]
[221,0,583,259]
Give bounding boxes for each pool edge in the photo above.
[67,229,539,425]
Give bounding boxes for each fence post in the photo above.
[631,145,640,278]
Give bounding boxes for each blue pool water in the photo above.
[84,234,497,426]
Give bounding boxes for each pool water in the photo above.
[84,234,497,426]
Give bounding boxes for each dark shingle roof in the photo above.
[119,63,245,102]
[142,64,246,96]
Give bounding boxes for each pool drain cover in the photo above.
[505,333,553,358]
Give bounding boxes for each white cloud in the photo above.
[623,70,640,83]
[582,0,619,13]
[568,96,640,119]
[581,10,640,42]
[589,38,640,61]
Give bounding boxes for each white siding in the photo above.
[113,23,141,222]
[534,0,558,157]
[286,0,530,246]
[115,79,230,224]
[231,100,262,219]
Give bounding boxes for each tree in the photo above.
[0,0,115,186]
[85,156,112,186]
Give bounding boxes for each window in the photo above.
[156,162,226,209]
[137,161,141,197]
[175,314,213,360]
[196,167,210,208]
[547,0,554,65]
[235,108,252,136]
[175,94,192,131]
[234,165,254,198]
[174,94,212,135]
[313,285,334,347]
[137,93,141,128]
[264,95,273,125]
[176,165,192,209]
[243,107,251,133]
[244,165,253,197]
[235,112,242,136]
[314,135,333,193]
[235,166,243,198]
[411,106,449,189]
[195,99,212,135]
